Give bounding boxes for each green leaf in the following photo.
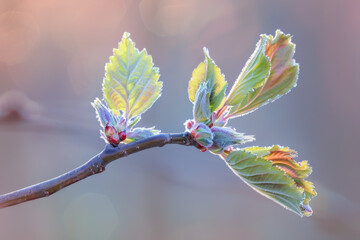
[225,35,271,106]
[193,82,211,123]
[127,115,141,129]
[124,127,160,143]
[226,30,299,118]
[103,32,163,119]
[188,48,227,112]
[225,146,316,217]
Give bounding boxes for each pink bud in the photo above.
[107,136,120,146]
[191,130,198,139]
[105,123,120,146]
[186,120,194,129]
[118,131,127,141]
[105,123,117,137]
[197,144,207,152]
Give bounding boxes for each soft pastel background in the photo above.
[0,0,359,239]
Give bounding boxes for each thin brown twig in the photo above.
[0,132,194,209]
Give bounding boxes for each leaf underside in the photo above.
[226,146,316,217]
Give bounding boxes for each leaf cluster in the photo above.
[93,30,316,217]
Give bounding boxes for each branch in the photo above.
[0,132,194,209]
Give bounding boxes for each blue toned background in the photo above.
[0,0,359,239]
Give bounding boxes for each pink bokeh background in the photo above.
[0,0,359,239]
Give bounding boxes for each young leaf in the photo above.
[245,145,316,210]
[226,30,299,118]
[124,127,160,143]
[103,32,163,119]
[225,35,271,106]
[188,48,227,113]
[193,82,211,123]
[225,146,316,217]
[209,127,254,153]
[127,115,141,129]
[91,98,115,128]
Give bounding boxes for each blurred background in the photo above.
[0,0,359,239]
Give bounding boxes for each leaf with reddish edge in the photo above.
[233,145,316,216]
[225,30,299,118]
[225,35,271,107]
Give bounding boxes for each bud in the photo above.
[190,122,213,148]
[196,144,207,152]
[118,131,127,141]
[105,124,120,146]
[125,127,161,143]
[92,98,128,146]
[185,119,194,130]
[209,127,255,153]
